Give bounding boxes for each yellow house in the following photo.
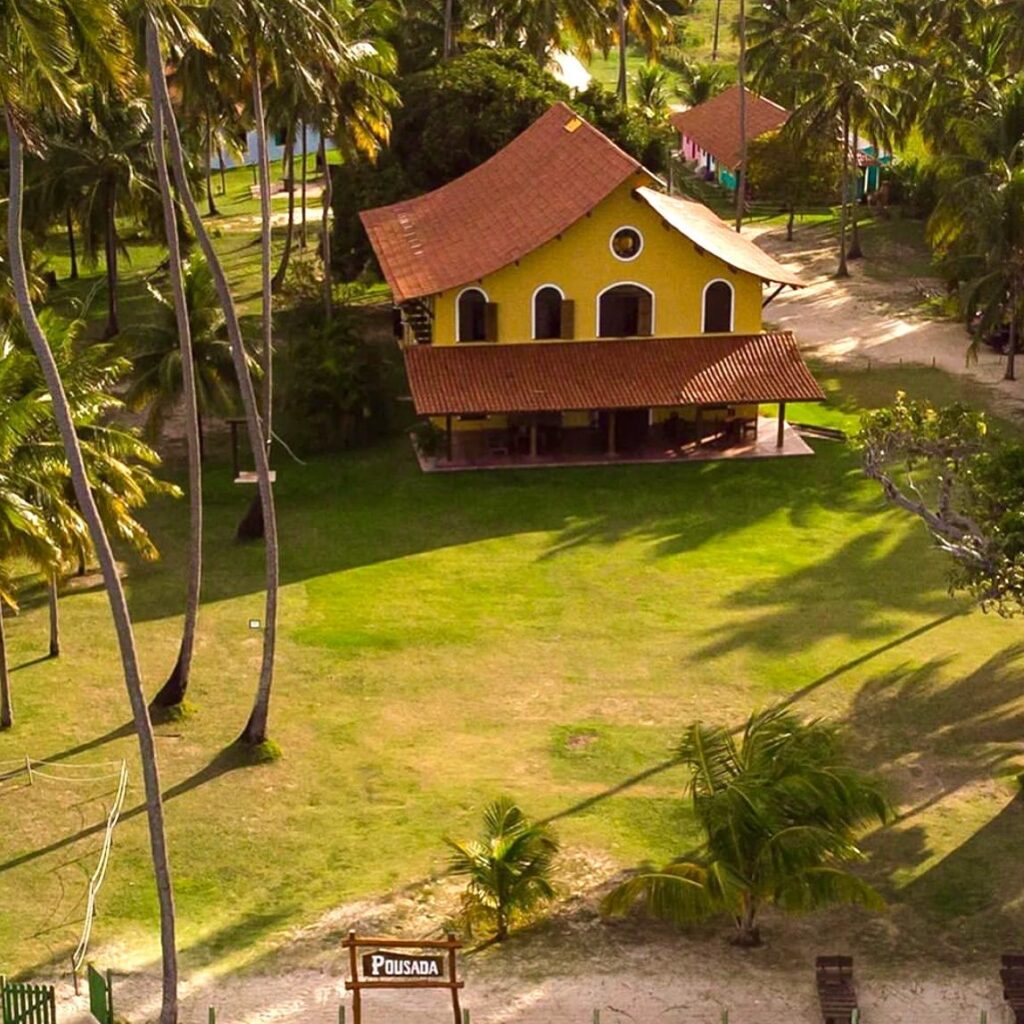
[361,102,823,469]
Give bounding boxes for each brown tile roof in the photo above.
[636,187,804,287]
[670,86,790,170]
[404,333,823,415]
[360,103,644,303]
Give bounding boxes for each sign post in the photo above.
[343,932,464,1024]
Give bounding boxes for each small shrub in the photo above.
[412,419,446,458]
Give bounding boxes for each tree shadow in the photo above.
[696,528,960,659]
[0,744,250,875]
[125,436,884,627]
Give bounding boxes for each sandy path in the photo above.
[749,221,1024,419]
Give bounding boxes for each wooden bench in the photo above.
[1001,954,1024,1023]
[816,956,859,1024]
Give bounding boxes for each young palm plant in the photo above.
[446,798,559,942]
[603,706,893,946]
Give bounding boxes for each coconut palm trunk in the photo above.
[1006,281,1019,382]
[320,135,333,323]
[711,0,723,61]
[5,106,179,1024]
[837,106,851,278]
[616,0,628,105]
[147,57,204,711]
[272,123,296,293]
[847,122,863,260]
[218,145,228,196]
[735,0,746,233]
[249,37,274,453]
[103,178,120,338]
[444,0,455,58]
[146,15,279,748]
[300,121,308,249]
[66,208,79,281]
[0,602,11,729]
[205,114,219,217]
[48,573,60,658]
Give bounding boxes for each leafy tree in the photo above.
[673,58,727,107]
[277,311,394,451]
[746,127,842,239]
[858,393,1024,612]
[446,798,559,942]
[603,706,892,946]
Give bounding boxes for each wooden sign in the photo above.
[362,950,445,979]
[343,932,464,1024]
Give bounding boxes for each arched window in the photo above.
[533,286,563,339]
[457,288,488,342]
[597,283,654,337]
[702,280,734,333]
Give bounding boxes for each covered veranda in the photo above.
[403,332,824,472]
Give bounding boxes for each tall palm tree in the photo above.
[928,78,1024,381]
[1,0,179,1016]
[735,0,746,232]
[603,707,892,946]
[793,0,901,275]
[145,9,281,747]
[613,0,672,105]
[446,798,559,941]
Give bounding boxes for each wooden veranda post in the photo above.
[348,931,361,1024]
[445,415,453,463]
[607,410,617,457]
[777,401,787,449]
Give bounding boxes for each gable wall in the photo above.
[431,176,765,344]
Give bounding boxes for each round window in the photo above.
[611,227,643,261]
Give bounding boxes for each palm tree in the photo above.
[145,10,281,747]
[792,0,902,275]
[612,0,672,105]
[603,707,892,946]
[474,0,604,65]
[44,91,161,338]
[928,79,1024,381]
[127,257,242,455]
[0,344,60,726]
[446,798,559,942]
[1,1,180,1017]
[632,62,671,120]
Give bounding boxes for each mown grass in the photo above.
[1,362,1023,978]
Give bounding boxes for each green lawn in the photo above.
[1,363,1023,978]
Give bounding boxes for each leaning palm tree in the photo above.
[1,0,180,1016]
[145,8,281,747]
[446,798,559,942]
[612,0,673,105]
[603,706,892,946]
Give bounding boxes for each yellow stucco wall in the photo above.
[431,174,765,345]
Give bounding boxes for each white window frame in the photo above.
[456,286,489,343]
[595,281,656,337]
[609,225,645,262]
[701,278,735,333]
[531,283,566,340]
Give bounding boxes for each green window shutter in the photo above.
[485,302,499,342]
[637,292,653,336]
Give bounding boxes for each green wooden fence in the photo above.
[87,966,113,1024]
[0,978,56,1024]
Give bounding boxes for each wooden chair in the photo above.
[1001,953,1024,1023]
[816,956,859,1024]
